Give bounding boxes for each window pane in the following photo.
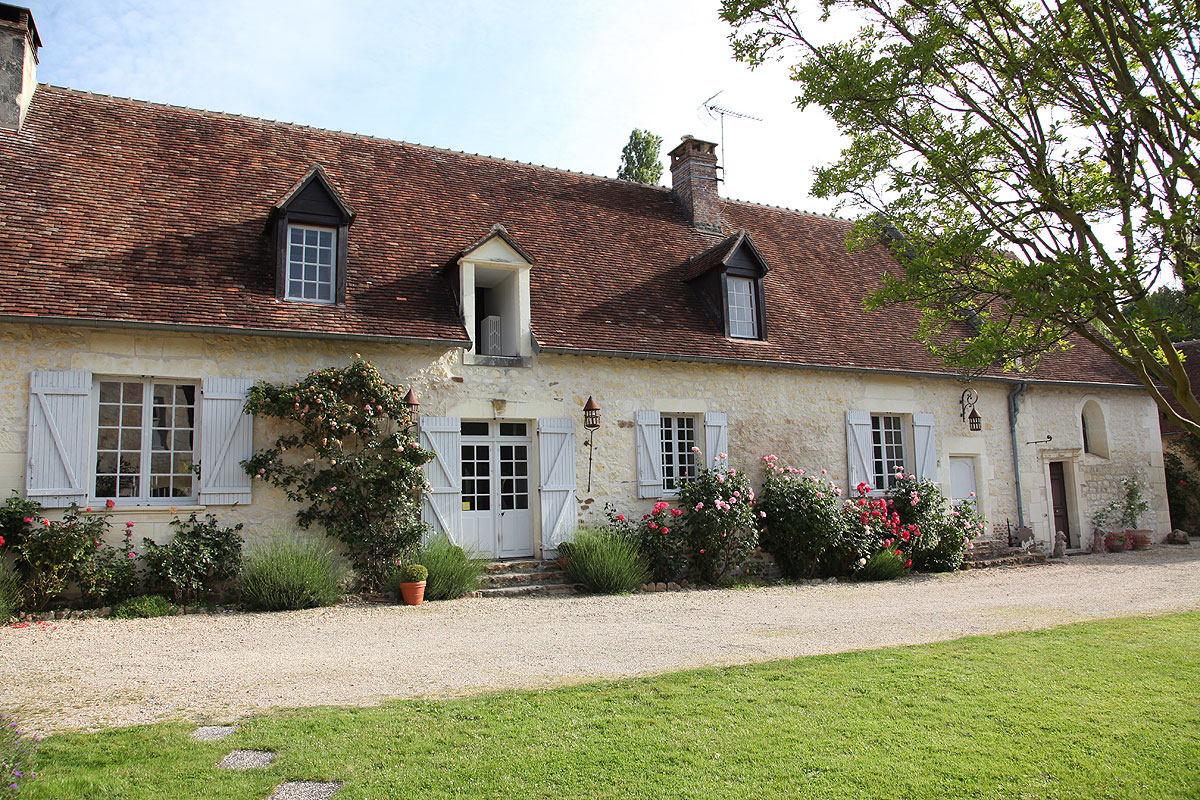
[289,280,304,297]
[122,382,141,403]
[172,476,192,497]
[727,277,758,338]
[499,423,527,437]
[316,284,332,301]
[96,452,118,474]
[122,404,142,427]
[290,228,304,245]
[461,421,489,436]
[120,428,141,451]
[99,382,120,403]
[318,230,333,248]
[97,428,118,450]
[118,476,137,497]
[176,386,196,405]
[94,475,116,498]
[305,228,318,246]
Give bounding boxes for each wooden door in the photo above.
[1048,461,1075,548]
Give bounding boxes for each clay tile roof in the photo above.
[0,86,1142,387]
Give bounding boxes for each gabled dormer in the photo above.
[458,224,536,364]
[685,230,770,340]
[268,165,356,305]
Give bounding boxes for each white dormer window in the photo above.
[458,224,536,364]
[727,276,758,338]
[286,225,336,303]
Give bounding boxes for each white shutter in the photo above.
[703,411,729,467]
[481,316,502,356]
[199,377,254,505]
[27,370,91,507]
[635,410,663,499]
[420,416,461,539]
[537,417,576,552]
[912,412,938,482]
[846,410,873,491]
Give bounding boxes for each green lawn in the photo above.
[24,612,1200,800]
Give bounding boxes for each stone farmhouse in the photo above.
[0,5,1169,560]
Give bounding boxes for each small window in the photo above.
[727,276,758,339]
[95,379,198,503]
[461,421,490,437]
[870,414,907,490]
[286,225,336,303]
[661,415,697,492]
[1080,400,1109,458]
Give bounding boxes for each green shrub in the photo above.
[11,504,99,610]
[0,562,21,621]
[238,536,346,611]
[757,458,870,579]
[76,526,141,608]
[677,456,759,583]
[564,527,649,594]
[416,534,486,600]
[857,547,909,581]
[0,490,42,551]
[1,711,38,798]
[397,563,428,583]
[604,502,688,584]
[1164,452,1200,531]
[142,513,244,604]
[111,594,175,619]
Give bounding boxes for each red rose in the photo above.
[904,559,912,568]
[105,499,115,509]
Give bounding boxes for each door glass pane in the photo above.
[461,421,489,437]
[499,423,527,437]
[498,441,529,513]
[461,444,490,511]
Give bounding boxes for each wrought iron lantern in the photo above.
[960,388,982,431]
[401,388,420,428]
[583,396,601,491]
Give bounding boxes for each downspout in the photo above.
[1007,381,1028,529]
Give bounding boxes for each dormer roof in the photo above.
[684,230,769,281]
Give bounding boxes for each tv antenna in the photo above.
[699,91,762,180]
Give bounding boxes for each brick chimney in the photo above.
[0,4,39,132]
[668,135,722,235]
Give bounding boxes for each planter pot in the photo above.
[555,556,567,570]
[1106,542,1126,553]
[399,581,426,606]
[1130,530,1153,550]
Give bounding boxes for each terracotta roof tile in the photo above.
[0,86,1139,386]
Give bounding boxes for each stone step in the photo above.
[480,570,567,588]
[483,559,558,574]
[963,553,1048,569]
[471,583,576,598]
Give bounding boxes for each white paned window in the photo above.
[727,276,758,338]
[660,415,697,492]
[870,414,906,490]
[95,380,198,503]
[286,224,336,303]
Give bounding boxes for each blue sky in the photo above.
[30,0,844,213]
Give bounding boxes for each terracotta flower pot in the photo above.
[1130,531,1152,550]
[399,580,426,606]
[556,556,567,570]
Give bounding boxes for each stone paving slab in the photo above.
[191,725,236,741]
[217,749,277,769]
[267,781,343,800]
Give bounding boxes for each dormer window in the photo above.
[684,230,770,341]
[268,165,355,306]
[727,276,758,338]
[287,225,336,303]
[458,224,536,364]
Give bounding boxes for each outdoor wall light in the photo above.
[583,396,601,491]
[401,388,420,428]
[960,388,982,431]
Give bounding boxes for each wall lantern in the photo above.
[960,388,982,431]
[401,388,420,429]
[583,396,601,492]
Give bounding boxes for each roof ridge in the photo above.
[38,84,678,194]
[722,194,850,222]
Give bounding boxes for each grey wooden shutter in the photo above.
[420,416,461,539]
[912,412,938,482]
[27,370,92,507]
[635,410,663,499]
[199,377,255,505]
[703,411,729,467]
[538,417,576,553]
[846,410,873,491]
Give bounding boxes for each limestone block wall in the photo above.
[0,323,1168,553]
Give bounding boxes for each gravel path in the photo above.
[4,547,1199,733]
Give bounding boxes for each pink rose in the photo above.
[616,514,625,521]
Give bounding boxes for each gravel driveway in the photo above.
[4,547,1199,733]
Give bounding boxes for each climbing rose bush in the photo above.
[677,451,759,583]
[243,358,433,591]
[756,456,868,578]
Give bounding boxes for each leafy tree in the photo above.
[243,358,432,590]
[722,0,1200,433]
[617,128,665,185]
[1142,286,1200,342]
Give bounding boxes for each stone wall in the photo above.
[0,323,1170,553]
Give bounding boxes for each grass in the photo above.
[23,612,1200,799]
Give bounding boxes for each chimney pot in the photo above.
[0,3,40,133]
[668,135,722,235]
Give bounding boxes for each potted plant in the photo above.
[1104,530,1133,553]
[1092,475,1152,551]
[397,563,428,606]
[554,541,573,570]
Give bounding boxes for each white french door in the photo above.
[460,420,534,559]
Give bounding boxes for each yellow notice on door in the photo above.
[462,501,472,511]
